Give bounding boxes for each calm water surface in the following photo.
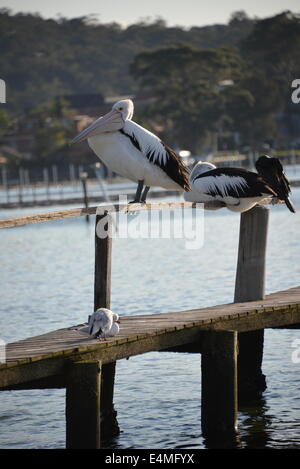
[0,188,299,449]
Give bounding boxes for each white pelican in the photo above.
[184,160,278,213]
[255,155,296,213]
[106,321,120,338]
[70,99,190,203]
[88,308,120,340]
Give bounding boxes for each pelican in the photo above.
[106,321,120,338]
[255,155,296,213]
[88,308,120,340]
[70,99,190,203]
[184,160,278,213]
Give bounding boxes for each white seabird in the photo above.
[106,321,120,338]
[70,99,190,203]
[184,160,278,213]
[88,308,120,340]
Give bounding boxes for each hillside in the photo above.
[0,9,254,111]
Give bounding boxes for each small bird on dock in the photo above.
[255,155,296,213]
[88,308,120,340]
[70,99,190,203]
[184,160,279,213]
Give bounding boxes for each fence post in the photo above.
[234,205,269,402]
[94,210,120,440]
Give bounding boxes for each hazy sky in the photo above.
[1,0,299,27]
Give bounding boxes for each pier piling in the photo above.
[234,205,269,401]
[66,360,102,449]
[201,330,238,444]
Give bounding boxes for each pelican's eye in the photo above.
[118,107,123,111]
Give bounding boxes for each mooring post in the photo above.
[201,330,238,446]
[94,210,120,440]
[234,205,269,401]
[66,360,102,449]
[94,210,112,310]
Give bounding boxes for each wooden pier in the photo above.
[0,201,299,448]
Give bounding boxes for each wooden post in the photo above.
[66,360,101,449]
[234,205,269,402]
[94,211,119,439]
[201,330,238,446]
[94,210,112,310]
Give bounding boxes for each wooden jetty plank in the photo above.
[0,286,299,390]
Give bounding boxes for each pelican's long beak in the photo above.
[70,109,124,144]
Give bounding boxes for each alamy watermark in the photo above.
[291,338,300,364]
[291,79,300,104]
[0,79,6,103]
[96,196,204,250]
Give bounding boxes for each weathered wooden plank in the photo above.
[3,300,300,364]
[0,327,205,389]
[1,287,299,390]
[3,290,300,364]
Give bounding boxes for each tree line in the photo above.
[0,9,300,164]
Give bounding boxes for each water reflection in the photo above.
[203,430,242,449]
[239,397,272,449]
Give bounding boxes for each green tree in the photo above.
[0,9,255,112]
[131,44,244,152]
[28,99,74,164]
[240,11,300,146]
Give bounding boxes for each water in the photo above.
[0,188,299,449]
[1,163,299,206]
[0,179,165,205]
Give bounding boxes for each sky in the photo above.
[1,0,299,28]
